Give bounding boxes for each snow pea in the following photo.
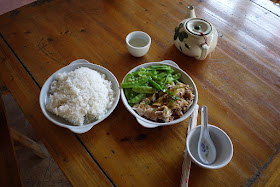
[149,65,174,73]
[132,86,157,94]
[148,78,162,91]
[131,71,139,76]
[124,73,133,82]
[165,74,174,84]
[124,88,130,98]
[172,73,181,80]
[138,71,155,77]
[151,73,167,82]
[121,76,149,88]
[124,88,137,100]
[162,73,181,85]
[128,93,146,104]
[158,72,168,78]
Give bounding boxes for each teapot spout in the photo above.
[186,6,196,19]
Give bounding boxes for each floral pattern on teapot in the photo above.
[174,23,191,50]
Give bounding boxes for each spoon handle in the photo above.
[201,106,208,131]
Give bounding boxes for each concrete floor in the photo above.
[3,93,71,187]
[0,0,36,15]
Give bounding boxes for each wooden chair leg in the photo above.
[0,86,48,159]
[0,95,23,187]
[10,128,49,159]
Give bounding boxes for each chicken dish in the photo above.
[132,82,194,122]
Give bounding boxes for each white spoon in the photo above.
[198,106,216,165]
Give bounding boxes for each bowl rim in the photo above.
[126,31,151,49]
[120,60,198,127]
[39,59,120,133]
[186,124,234,169]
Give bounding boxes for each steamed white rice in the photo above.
[46,67,114,126]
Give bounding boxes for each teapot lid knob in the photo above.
[186,18,212,35]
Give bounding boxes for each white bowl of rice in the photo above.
[40,59,120,134]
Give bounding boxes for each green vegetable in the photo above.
[172,73,181,80]
[148,78,162,91]
[165,74,173,84]
[124,88,130,98]
[149,65,174,73]
[124,88,137,100]
[121,76,149,88]
[124,73,133,82]
[128,93,146,104]
[132,86,157,94]
[122,64,182,105]
[158,72,168,78]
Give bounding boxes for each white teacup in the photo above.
[126,31,151,57]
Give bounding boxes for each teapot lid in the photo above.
[186,18,212,35]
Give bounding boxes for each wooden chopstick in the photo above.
[180,104,199,187]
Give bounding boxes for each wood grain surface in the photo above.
[0,0,279,186]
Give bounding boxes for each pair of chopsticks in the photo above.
[180,104,199,187]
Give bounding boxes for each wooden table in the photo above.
[0,0,279,186]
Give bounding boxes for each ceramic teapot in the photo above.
[174,6,218,60]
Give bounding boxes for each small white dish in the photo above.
[39,59,120,134]
[120,60,198,128]
[126,31,151,57]
[187,124,233,169]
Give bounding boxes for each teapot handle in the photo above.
[196,32,209,60]
[196,43,209,60]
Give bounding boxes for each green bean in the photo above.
[139,67,146,71]
[151,75,159,80]
[150,65,174,73]
[172,73,181,80]
[165,74,174,84]
[151,73,166,82]
[148,78,162,91]
[138,71,154,77]
[131,71,139,77]
[124,88,131,98]
[158,72,168,78]
[129,93,146,104]
[145,68,157,74]
[124,88,137,100]
[150,65,170,69]
[132,86,157,94]
[129,90,137,100]
[124,74,133,82]
[121,76,149,88]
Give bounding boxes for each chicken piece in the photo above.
[133,102,173,122]
[166,82,175,89]
[167,96,193,119]
[152,93,168,106]
[173,108,183,118]
[141,93,157,105]
[148,93,158,103]
[184,87,194,100]
[147,105,173,122]
[169,82,186,97]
